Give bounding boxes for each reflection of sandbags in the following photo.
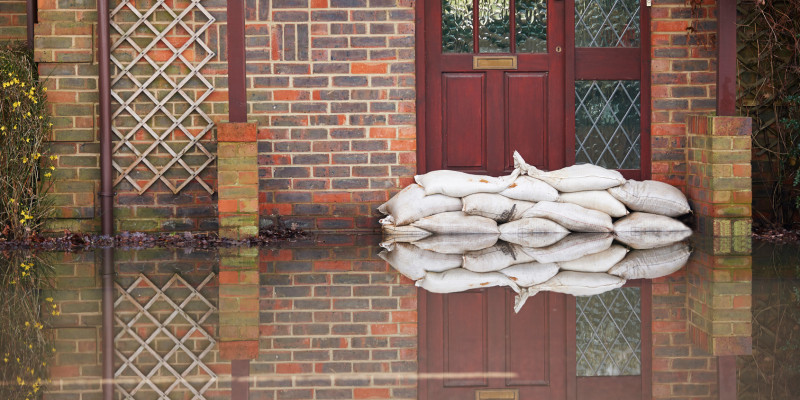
[379,243,462,280]
[608,243,691,279]
[499,217,569,234]
[377,184,462,225]
[463,242,536,272]
[416,269,521,293]
[380,224,432,243]
[514,151,625,192]
[523,233,614,264]
[500,262,559,287]
[558,190,629,218]
[535,271,626,295]
[499,176,559,202]
[411,211,500,234]
[557,244,629,273]
[499,231,569,248]
[607,180,691,217]
[415,169,520,197]
[613,212,692,249]
[462,193,536,222]
[412,234,499,254]
[521,202,613,232]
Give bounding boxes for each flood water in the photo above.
[0,234,798,399]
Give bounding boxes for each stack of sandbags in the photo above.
[379,233,692,313]
[379,151,693,246]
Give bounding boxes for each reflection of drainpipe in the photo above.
[96,1,114,400]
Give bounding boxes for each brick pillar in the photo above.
[218,248,260,360]
[687,240,752,357]
[217,122,259,239]
[687,115,752,238]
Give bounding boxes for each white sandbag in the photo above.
[557,190,629,218]
[523,233,614,264]
[535,271,626,295]
[380,224,432,243]
[499,176,559,202]
[514,271,625,312]
[377,184,462,226]
[412,233,499,254]
[498,217,570,234]
[463,242,536,272]
[513,151,625,192]
[500,262,559,287]
[378,243,462,280]
[521,201,613,233]
[607,180,691,217]
[499,231,569,248]
[613,212,692,249]
[416,269,520,294]
[462,193,536,222]
[557,244,629,273]
[414,169,521,197]
[411,211,500,234]
[608,243,691,279]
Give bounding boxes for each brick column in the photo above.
[687,240,752,357]
[218,248,260,360]
[217,122,259,239]
[687,115,752,238]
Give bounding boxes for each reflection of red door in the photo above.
[419,289,569,399]
[421,0,565,175]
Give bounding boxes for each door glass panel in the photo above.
[515,0,547,53]
[575,0,640,47]
[442,0,474,53]
[575,80,641,170]
[479,0,511,53]
[576,287,642,376]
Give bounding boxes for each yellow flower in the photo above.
[42,87,47,92]
[44,172,52,178]
[49,165,55,170]
[25,321,30,327]
[50,155,58,160]
[26,112,31,117]
[9,199,14,203]
[12,101,20,108]
[46,297,53,302]
[22,157,28,164]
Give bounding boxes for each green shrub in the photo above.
[0,44,55,240]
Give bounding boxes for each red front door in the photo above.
[422,0,565,175]
[420,289,569,399]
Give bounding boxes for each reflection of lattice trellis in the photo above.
[109,0,216,194]
[114,273,217,399]
[576,287,641,376]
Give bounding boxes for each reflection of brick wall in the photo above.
[650,0,718,191]
[248,1,418,231]
[253,238,418,399]
[46,249,226,399]
[0,0,25,43]
[651,269,719,399]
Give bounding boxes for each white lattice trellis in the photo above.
[114,273,217,400]
[110,0,216,194]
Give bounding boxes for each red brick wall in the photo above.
[248,0,418,231]
[0,0,26,43]
[650,0,718,191]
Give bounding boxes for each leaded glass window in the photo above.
[575,0,640,47]
[575,80,641,170]
[576,288,642,376]
[479,0,511,53]
[516,0,547,53]
[442,0,474,53]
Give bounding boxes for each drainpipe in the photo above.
[26,0,35,50]
[96,1,114,400]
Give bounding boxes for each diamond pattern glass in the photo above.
[515,0,547,52]
[479,0,511,53]
[576,288,641,376]
[575,80,641,169]
[442,0,474,53]
[575,0,640,47]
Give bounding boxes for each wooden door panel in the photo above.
[505,290,549,386]
[443,291,488,387]
[442,73,486,170]
[504,73,547,171]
